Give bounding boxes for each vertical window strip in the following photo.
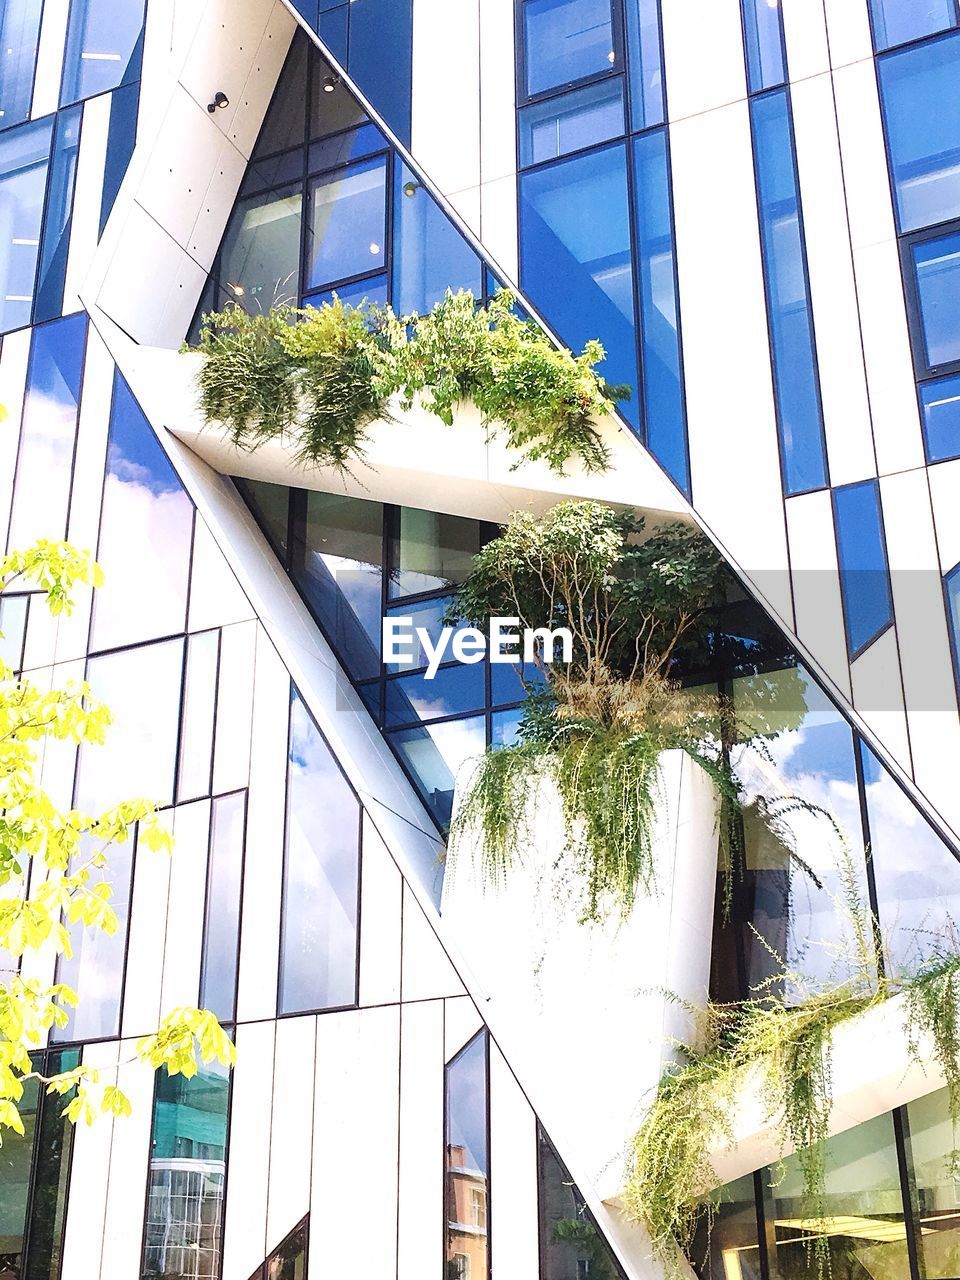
[749,88,828,495]
[945,561,960,696]
[833,479,894,659]
[60,0,146,108]
[34,105,83,324]
[624,0,665,130]
[0,115,54,336]
[0,0,45,131]
[199,790,247,1025]
[99,80,140,237]
[868,0,958,53]
[445,1031,491,1280]
[741,0,787,95]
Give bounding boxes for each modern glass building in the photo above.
[3,1,960,1278]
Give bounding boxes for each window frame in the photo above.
[901,218,960,382]
[867,0,959,55]
[515,0,627,108]
[831,478,896,662]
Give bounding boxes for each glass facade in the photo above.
[248,1216,308,1280]
[870,0,958,54]
[522,0,618,98]
[832,479,894,659]
[199,791,247,1025]
[445,1032,490,1280]
[741,0,786,95]
[60,0,146,106]
[141,1059,231,1280]
[0,117,53,335]
[538,1126,626,1279]
[0,0,44,130]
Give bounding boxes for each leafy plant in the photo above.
[190,290,628,476]
[0,541,235,1140]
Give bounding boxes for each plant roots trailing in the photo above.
[190,290,628,477]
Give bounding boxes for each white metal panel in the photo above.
[488,1041,540,1280]
[669,99,793,622]
[358,814,403,1007]
[832,59,898,252]
[30,0,69,119]
[212,619,257,793]
[444,995,483,1061]
[397,999,444,1280]
[661,0,747,122]
[57,325,114,665]
[222,1020,276,1280]
[178,0,275,147]
[479,0,517,188]
[782,0,830,80]
[448,185,482,239]
[98,1047,155,1278]
[158,799,211,1014]
[785,491,851,696]
[412,0,481,199]
[235,627,288,1022]
[64,94,112,311]
[0,329,31,549]
[402,881,466,1003]
[311,1006,401,1275]
[266,1015,317,1249]
[189,516,255,631]
[60,1040,118,1280]
[225,2,296,160]
[790,73,876,488]
[121,823,173,1039]
[822,0,874,68]
[853,239,925,476]
[880,469,960,836]
[930,458,960,573]
[850,626,912,773]
[480,173,519,283]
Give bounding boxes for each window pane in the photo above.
[61,0,145,105]
[200,791,246,1023]
[0,118,52,334]
[309,51,367,141]
[524,0,617,97]
[99,80,139,236]
[519,78,625,167]
[308,123,387,175]
[520,144,639,427]
[23,1048,80,1280]
[34,105,82,323]
[292,490,383,681]
[388,714,485,829]
[141,1061,229,1280]
[538,1125,626,1280]
[742,0,786,94]
[265,1218,308,1280]
[90,373,193,652]
[870,0,955,52]
[0,0,43,129]
[393,162,483,315]
[751,89,826,495]
[633,129,688,493]
[384,663,486,727]
[304,272,388,311]
[254,34,309,159]
[8,312,87,549]
[0,594,28,672]
[384,595,460,672]
[234,477,289,563]
[913,230,960,370]
[346,0,413,145]
[176,630,220,803]
[77,638,185,813]
[907,1087,960,1277]
[445,1033,489,1280]
[279,690,360,1014]
[691,1175,762,1280]
[0,1072,39,1273]
[833,479,893,657]
[389,507,480,598]
[219,185,303,312]
[878,33,960,232]
[922,372,960,461]
[731,666,871,994]
[767,1113,907,1276]
[625,0,664,131]
[307,155,387,290]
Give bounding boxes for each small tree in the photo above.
[0,540,234,1140]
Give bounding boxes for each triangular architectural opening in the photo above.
[248,1216,308,1280]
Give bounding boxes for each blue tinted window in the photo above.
[921,372,960,461]
[318,5,349,64]
[307,155,387,289]
[0,0,43,129]
[309,123,387,173]
[750,89,826,494]
[878,33,960,233]
[384,663,486,727]
[142,1061,230,1280]
[388,714,485,829]
[61,0,145,105]
[279,689,360,1014]
[347,0,413,144]
[742,0,786,93]
[0,118,53,334]
[633,130,689,493]
[911,229,960,370]
[519,78,625,167]
[200,792,246,1023]
[870,0,956,51]
[833,479,893,658]
[520,144,639,427]
[445,1032,489,1278]
[309,51,367,141]
[9,312,87,550]
[625,0,664,130]
[524,0,617,97]
[219,184,303,313]
[393,162,482,315]
[491,658,546,704]
[948,563,960,686]
[99,80,139,236]
[304,273,388,311]
[34,106,82,323]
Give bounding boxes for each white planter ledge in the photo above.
[707,991,946,1186]
[115,345,689,527]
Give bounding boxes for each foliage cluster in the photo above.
[191,290,627,476]
[0,541,234,1143]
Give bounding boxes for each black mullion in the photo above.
[893,1106,925,1280]
[298,44,314,306]
[624,124,647,449]
[752,1168,773,1280]
[853,732,888,982]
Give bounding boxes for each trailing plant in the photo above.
[190,289,628,476]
